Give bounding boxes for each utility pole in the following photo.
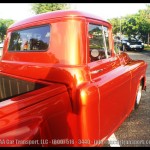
[120,17,122,39]
[148,33,150,46]
[120,19,121,37]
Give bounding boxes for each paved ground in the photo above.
[104,50,150,147]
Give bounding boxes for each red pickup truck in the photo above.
[0,10,147,147]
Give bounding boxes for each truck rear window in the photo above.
[8,25,50,51]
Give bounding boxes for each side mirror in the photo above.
[91,49,99,58]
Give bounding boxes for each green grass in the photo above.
[144,48,150,50]
[144,45,150,50]
[144,47,150,50]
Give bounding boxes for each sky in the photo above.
[0,3,149,22]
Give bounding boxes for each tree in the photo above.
[121,14,140,39]
[138,4,150,44]
[108,4,150,43]
[108,18,120,35]
[0,19,14,42]
[32,3,70,14]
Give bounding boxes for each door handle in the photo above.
[90,69,103,74]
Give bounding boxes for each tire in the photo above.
[134,82,142,109]
[137,48,143,52]
[140,48,144,51]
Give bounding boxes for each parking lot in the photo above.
[104,50,150,147]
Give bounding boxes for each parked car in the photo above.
[120,38,144,51]
[0,10,148,147]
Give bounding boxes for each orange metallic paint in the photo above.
[0,10,147,147]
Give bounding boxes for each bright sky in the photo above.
[0,3,33,21]
[73,3,148,19]
[0,3,149,22]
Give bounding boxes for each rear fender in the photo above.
[75,82,100,146]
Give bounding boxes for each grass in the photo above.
[144,45,150,50]
[144,48,150,50]
[144,47,150,50]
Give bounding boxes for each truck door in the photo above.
[87,20,131,142]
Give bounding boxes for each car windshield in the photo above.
[122,38,141,43]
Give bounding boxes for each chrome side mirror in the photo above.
[91,49,99,58]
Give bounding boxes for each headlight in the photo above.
[141,43,144,45]
[127,42,130,45]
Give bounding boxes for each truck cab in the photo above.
[0,10,147,147]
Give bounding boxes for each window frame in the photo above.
[87,20,111,63]
[8,24,51,52]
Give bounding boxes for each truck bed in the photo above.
[0,73,72,147]
[0,74,46,101]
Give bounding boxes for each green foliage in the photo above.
[108,18,120,35]
[108,4,150,43]
[0,19,14,42]
[32,3,70,14]
[122,14,139,37]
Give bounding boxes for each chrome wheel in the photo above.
[135,82,142,109]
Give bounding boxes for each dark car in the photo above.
[120,38,144,51]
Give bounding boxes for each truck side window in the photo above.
[88,24,110,62]
[8,25,50,51]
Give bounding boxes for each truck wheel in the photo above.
[134,82,142,109]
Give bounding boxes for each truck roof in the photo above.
[9,10,110,30]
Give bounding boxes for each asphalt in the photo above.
[104,50,150,147]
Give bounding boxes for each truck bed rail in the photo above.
[0,74,46,102]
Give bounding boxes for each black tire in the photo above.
[140,48,144,51]
[134,82,142,109]
[137,48,143,52]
